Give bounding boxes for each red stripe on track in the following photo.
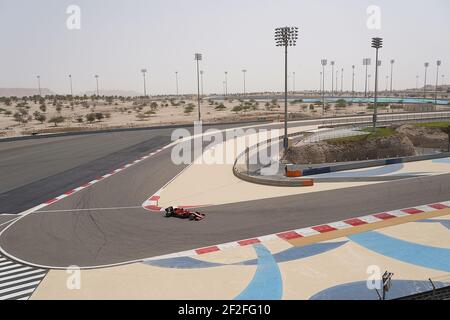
[45,198,58,205]
[195,246,220,255]
[312,225,337,233]
[144,205,161,211]
[374,213,396,220]
[402,208,424,215]
[344,218,368,226]
[277,231,302,240]
[238,239,261,246]
[429,203,449,210]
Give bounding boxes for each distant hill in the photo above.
[0,88,55,97]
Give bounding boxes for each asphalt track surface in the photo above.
[1,119,450,268]
[0,122,265,214]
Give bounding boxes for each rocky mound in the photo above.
[395,124,448,149]
[284,133,416,164]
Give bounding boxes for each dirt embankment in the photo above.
[395,124,449,149]
[284,133,416,164]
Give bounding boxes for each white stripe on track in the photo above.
[0,288,35,300]
[0,273,46,289]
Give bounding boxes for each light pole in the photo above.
[341,67,344,93]
[195,53,202,122]
[321,59,327,114]
[424,62,429,100]
[37,75,41,97]
[175,71,179,95]
[94,75,99,96]
[352,65,355,100]
[275,26,298,151]
[336,70,338,96]
[292,71,296,93]
[319,71,322,92]
[224,71,228,97]
[390,59,395,94]
[363,58,371,97]
[141,69,148,97]
[242,69,247,96]
[371,37,383,130]
[68,74,73,96]
[200,70,204,97]
[330,61,335,96]
[385,75,389,93]
[435,60,442,105]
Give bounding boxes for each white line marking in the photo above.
[0,261,13,267]
[36,206,142,213]
[0,264,23,272]
[0,288,35,300]
[0,274,46,289]
[294,228,321,237]
[0,280,41,295]
[0,269,46,283]
[359,215,383,224]
[0,266,32,277]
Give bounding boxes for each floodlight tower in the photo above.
[389,59,395,94]
[224,71,228,96]
[94,75,99,96]
[141,69,148,96]
[195,53,202,121]
[341,67,344,93]
[363,58,371,97]
[68,74,73,96]
[200,70,204,97]
[37,75,41,97]
[371,37,383,130]
[435,60,442,105]
[351,65,355,100]
[242,69,247,96]
[275,26,298,150]
[330,61,335,95]
[424,62,430,100]
[321,59,327,114]
[175,71,179,95]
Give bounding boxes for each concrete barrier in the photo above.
[300,152,450,176]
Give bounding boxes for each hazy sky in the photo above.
[0,0,449,95]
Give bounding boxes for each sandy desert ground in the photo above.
[0,94,440,138]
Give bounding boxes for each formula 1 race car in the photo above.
[163,206,206,221]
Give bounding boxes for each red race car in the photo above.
[163,206,205,221]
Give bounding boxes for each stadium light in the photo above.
[275,26,299,150]
[371,37,383,130]
[363,58,371,97]
[141,69,148,97]
[321,59,327,114]
[195,53,202,121]
[424,62,430,100]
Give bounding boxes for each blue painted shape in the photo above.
[306,163,405,178]
[349,231,450,272]
[417,219,450,230]
[145,256,225,269]
[303,167,331,176]
[310,280,448,300]
[432,157,450,164]
[234,244,283,300]
[385,158,402,165]
[240,241,348,266]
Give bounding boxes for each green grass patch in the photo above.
[415,121,450,129]
[327,127,396,144]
